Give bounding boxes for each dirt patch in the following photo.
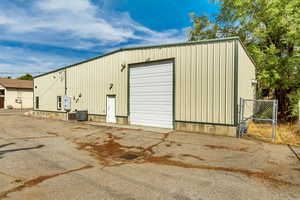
[77,132,147,167]
[247,121,300,146]
[0,165,93,199]
[204,145,248,152]
[75,131,296,187]
[146,156,295,187]
[119,153,141,160]
[116,128,142,131]
[12,179,22,183]
[180,154,205,161]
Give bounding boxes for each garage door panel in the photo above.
[131,70,172,76]
[131,108,173,113]
[130,77,172,85]
[131,65,172,75]
[131,87,172,93]
[130,61,173,129]
[131,118,173,128]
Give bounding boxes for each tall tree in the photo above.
[190,0,300,119]
[17,74,33,80]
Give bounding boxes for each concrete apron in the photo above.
[31,110,236,137]
[85,121,172,134]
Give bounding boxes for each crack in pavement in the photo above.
[0,171,25,181]
[4,136,58,141]
[0,165,94,199]
[76,131,299,188]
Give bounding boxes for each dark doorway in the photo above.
[0,97,4,109]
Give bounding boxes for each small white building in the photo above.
[0,79,33,109]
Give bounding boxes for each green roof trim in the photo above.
[34,37,241,79]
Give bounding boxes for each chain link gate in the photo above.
[298,100,300,132]
[238,98,278,141]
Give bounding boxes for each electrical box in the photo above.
[63,96,71,111]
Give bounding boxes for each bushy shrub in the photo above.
[288,89,300,119]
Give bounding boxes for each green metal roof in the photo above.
[34,37,240,79]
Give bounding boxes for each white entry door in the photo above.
[106,96,116,123]
[130,61,173,128]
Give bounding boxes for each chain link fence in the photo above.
[298,100,300,132]
[239,98,278,141]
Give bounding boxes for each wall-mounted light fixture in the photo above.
[109,83,113,90]
[251,79,258,86]
[121,64,126,72]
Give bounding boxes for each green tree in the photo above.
[0,76,12,79]
[189,0,300,120]
[17,74,33,80]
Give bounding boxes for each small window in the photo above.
[0,90,4,95]
[57,96,62,110]
[35,97,39,109]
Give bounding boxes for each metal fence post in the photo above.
[298,100,300,131]
[298,100,300,120]
[271,100,278,142]
[238,98,244,138]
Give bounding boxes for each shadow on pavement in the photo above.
[288,145,300,162]
[0,144,45,159]
[0,143,15,149]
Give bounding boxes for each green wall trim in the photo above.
[175,120,236,127]
[234,39,239,128]
[127,66,130,116]
[33,79,35,110]
[89,114,106,116]
[64,69,67,95]
[34,37,240,79]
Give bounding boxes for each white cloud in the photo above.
[0,0,186,50]
[0,45,79,77]
[0,0,187,77]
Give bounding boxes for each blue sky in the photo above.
[0,0,218,77]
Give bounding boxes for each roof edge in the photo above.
[34,37,240,79]
[237,38,257,68]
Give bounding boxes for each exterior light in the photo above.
[251,79,258,85]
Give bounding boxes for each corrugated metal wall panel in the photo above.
[34,70,65,111]
[34,39,238,125]
[238,42,256,101]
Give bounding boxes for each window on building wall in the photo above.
[57,96,62,110]
[35,97,39,109]
[0,90,4,95]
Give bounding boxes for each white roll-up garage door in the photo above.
[129,61,173,129]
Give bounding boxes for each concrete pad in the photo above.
[0,110,300,200]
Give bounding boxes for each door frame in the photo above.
[106,95,117,123]
[127,58,175,129]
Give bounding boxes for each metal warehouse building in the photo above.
[33,37,256,137]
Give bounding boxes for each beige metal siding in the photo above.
[34,70,66,111]
[5,89,33,109]
[238,42,256,101]
[34,39,237,125]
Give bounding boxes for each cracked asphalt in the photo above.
[0,110,300,200]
